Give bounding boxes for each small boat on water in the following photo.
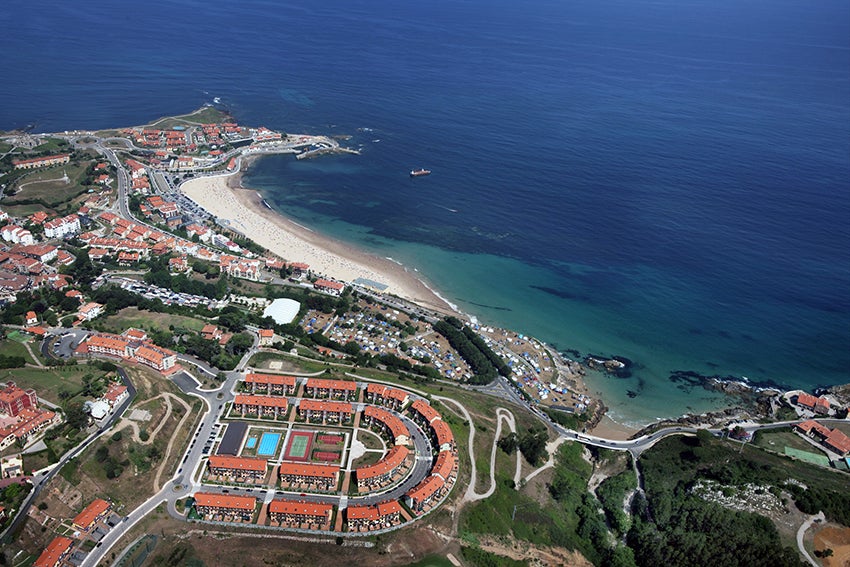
[410,168,431,177]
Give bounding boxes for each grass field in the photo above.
[0,339,39,365]
[0,365,107,404]
[785,447,831,467]
[145,107,230,129]
[753,428,825,454]
[6,159,92,208]
[101,307,207,334]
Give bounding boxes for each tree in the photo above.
[64,402,89,430]
[497,432,518,454]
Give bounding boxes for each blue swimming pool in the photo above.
[245,437,257,449]
[258,432,281,456]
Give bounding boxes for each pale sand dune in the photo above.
[181,172,454,314]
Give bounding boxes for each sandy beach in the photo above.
[180,168,454,314]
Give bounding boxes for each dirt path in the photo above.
[23,342,44,367]
[109,392,192,490]
[523,436,567,485]
[434,397,518,503]
[152,394,192,490]
[798,511,825,566]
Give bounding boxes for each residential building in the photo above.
[404,475,446,514]
[268,500,332,527]
[346,500,402,531]
[77,302,104,321]
[365,383,409,410]
[13,153,70,170]
[313,278,344,296]
[355,445,410,489]
[33,536,74,567]
[233,394,288,418]
[257,328,274,346]
[410,399,441,425]
[207,455,267,481]
[362,406,409,445]
[297,399,353,423]
[304,378,357,400]
[44,213,81,238]
[244,373,296,396]
[72,498,111,532]
[193,492,255,521]
[0,382,38,417]
[277,462,339,490]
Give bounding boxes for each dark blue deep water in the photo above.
[3,0,849,423]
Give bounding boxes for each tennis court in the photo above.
[258,432,281,457]
[283,431,314,462]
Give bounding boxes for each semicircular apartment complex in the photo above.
[189,374,458,534]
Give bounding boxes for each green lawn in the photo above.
[0,339,39,365]
[101,307,207,334]
[6,159,93,207]
[145,106,230,129]
[753,428,826,455]
[0,365,107,404]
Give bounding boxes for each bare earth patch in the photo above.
[814,524,850,567]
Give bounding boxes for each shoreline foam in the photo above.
[180,169,456,316]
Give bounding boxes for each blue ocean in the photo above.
[3,0,848,425]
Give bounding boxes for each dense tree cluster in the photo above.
[433,317,509,385]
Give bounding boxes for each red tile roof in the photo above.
[432,450,455,481]
[245,373,295,387]
[356,445,409,481]
[405,475,444,503]
[298,399,353,414]
[193,492,255,511]
[208,455,267,473]
[73,498,110,530]
[277,462,339,479]
[411,399,441,423]
[268,500,332,518]
[234,394,288,409]
[305,378,357,392]
[34,536,74,567]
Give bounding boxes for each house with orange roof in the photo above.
[431,450,456,482]
[297,399,353,424]
[77,301,104,321]
[72,498,111,532]
[410,399,441,425]
[133,344,177,372]
[233,394,288,418]
[431,420,455,452]
[0,382,38,417]
[362,406,409,445]
[168,255,190,273]
[244,373,296,396]
[404,474,446,514]
[257,328,275,346]
[28,211,49,225]
[313,278,345,296]
[33,536,74,567]
[346,500,402,531]
[277,462,339,491]
[193,492,256,522]
[355,445,410,489]
[207,455,267,481]
[304,378,357,400]
[268,500,332,528]
[102,382,128,407]
[365,383,409,410]
[25,311,38,326]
